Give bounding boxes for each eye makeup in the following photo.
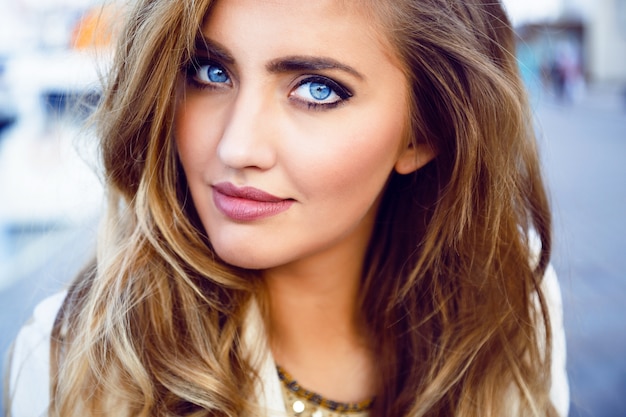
[289,75,353,110]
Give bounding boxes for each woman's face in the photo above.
[176,0,429,271]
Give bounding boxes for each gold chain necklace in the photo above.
[276,365,373,417]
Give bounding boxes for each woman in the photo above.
[6,0,568,416]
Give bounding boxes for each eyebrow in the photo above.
[194,36,235,65]
[194,34,363,80]
[266,56,364,80]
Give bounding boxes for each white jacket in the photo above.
[6,266,569,417]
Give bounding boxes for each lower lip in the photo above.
[212,189,294,221]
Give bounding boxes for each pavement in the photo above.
[0,84,624,415]
[535,84,626,417]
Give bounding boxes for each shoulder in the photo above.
[541,265,570,417]
[5,291,67,417]
[529,232,569,416]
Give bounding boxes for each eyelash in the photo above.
[184,57,354,110]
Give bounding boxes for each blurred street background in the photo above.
[1,0,625,415]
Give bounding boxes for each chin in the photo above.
[214,247,279,271]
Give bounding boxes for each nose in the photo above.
[217,87,278,171]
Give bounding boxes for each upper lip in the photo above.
[212,182,288,202]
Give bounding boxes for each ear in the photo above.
[394,143,436,175]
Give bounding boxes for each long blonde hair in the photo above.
[51,0,556,416]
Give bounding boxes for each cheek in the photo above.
[175,100,219,172]
[278,122,402,224]
[286,113,406,208]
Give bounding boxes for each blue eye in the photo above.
[309,82,332,100]
[188,60,231,86]
[204,65,229,83]
[290,76,352,108]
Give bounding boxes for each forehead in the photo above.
[202,0,398,68]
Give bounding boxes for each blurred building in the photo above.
[586,0,626,83]
[0,0,114,234]
[553,0,626,84]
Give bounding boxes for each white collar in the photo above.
[242,299,287,416]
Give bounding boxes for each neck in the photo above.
[266,263,363,346]
[263,254,375,402]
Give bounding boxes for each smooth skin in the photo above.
[176,0,435,403]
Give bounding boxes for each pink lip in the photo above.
[212,182,294,221]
